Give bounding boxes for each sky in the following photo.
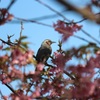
[0,0,100,96]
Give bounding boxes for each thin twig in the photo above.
[20,21,24,37]
[36,0,70,21]
[57,0,96,21]
[70,13,99,24]
[14,17,52,27]
[9,12,99,24]
[0,38,16,46]
[73,35,90,43]
[74,18,87,23]
[4,83,20,96]
[26,83,33,95]
[63,70,75,80]
[9,10,67,24]
[7,0,16,11]
[17,21,24,45]
[81,29,100,44]
[0,90,6,100]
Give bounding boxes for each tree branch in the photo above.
[14,16,52,27]
[7,0,16,11]
[63,70,75,80]
[36,0,70,21]
[4,83,20,96]
[57,0,96,21]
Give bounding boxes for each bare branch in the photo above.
[0,38,16,46]
[8,10,67,24]
[56,0,96,21]
[7,0,16,11]
[14,16,52,27]
[0,90,6,100]
[73,35,90,43]
[4,83,20,96]
[17,22,24,45]
[81,29,100,44]
[36,0,70,21]
[63,70,76,80]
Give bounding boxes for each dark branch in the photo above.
[0,38,16,46]
[4,83,20,96]
[14,17,52,27]
[7,0,16,11]
[56,0,96,21]
[36,0,69,21]
[8,10,67,24]
[81,29,100,44]
[73,35,90,43]
[63,70,76,80]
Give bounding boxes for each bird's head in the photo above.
[41,39,55,48]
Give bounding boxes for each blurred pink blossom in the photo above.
[53,20,82,42]
[36,63,45,71]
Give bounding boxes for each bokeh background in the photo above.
[0,0,100,96]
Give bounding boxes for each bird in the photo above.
[35,39,55,64]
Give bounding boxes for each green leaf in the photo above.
[20,36,28,40]
[21,42,30,48]
[2,47,11,51]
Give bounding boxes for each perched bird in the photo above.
[35,39,55,64]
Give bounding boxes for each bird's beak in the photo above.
[51,41,56,44]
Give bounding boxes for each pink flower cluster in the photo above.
[11,49,33,66]
[0,9,13,25]
[53,20,82,42]
[67,53,100,99]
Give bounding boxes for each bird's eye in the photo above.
[46,41,50,45]
[46,41,49,44]
[48,40,51,43]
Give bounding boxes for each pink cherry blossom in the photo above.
[53,20,82,41]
